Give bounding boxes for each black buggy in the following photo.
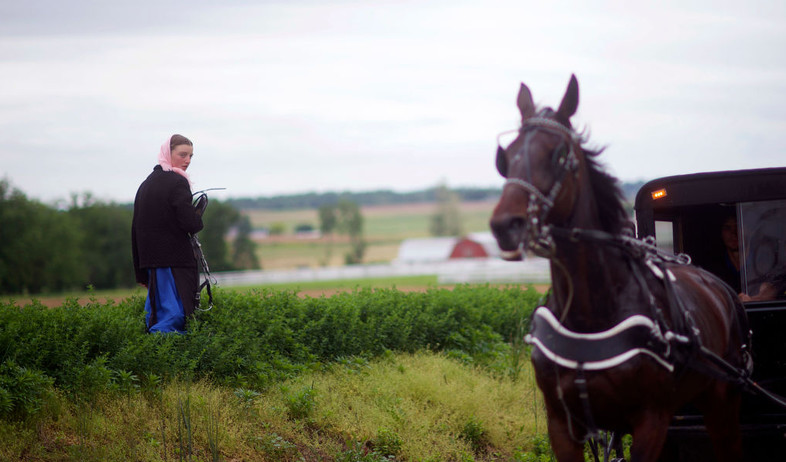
[635,167,786,461]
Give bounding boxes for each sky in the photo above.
[1,0,785,204]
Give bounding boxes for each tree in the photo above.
[337,199,366,265]
[200,199,262,272]
[0,179,85,294]
[294,223,315,233]
[231,215,260,270]
[68,196,135,289]
[318,203,338,265]
[317,199,366,265]
[269,222,286,236]
[200,199,240,272]
[429,182,463,237]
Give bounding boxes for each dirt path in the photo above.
[292,283,550,298]
[6,284,550,308]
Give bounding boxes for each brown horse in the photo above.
[489,75,752,461]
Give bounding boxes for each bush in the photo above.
[0,284,541,413]
[460,415,488,453]
[372,428,402,458]
[284,385,316,420]
[0,360,55,420]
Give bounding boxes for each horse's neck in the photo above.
[549,242,636,328]
[547,197,638,332]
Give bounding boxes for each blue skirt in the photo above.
[145,268,187,333]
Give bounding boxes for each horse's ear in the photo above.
[517,83,536,120]
[557,74,579,120]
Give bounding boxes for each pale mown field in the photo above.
[243,200,498,270]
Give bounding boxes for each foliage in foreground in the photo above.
[0,285,548,461]
[0,285,542,421]
[0,351,554,462]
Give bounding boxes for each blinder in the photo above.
[496,145,508,178]
[495,128,520,178]
[495,126,577,180]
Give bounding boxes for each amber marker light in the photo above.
[651,189,667,200]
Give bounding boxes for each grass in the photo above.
[284,351,545,460]
[1,351,548,461]
[0,282,555,460]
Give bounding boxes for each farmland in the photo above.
[243,200,498,269]
[0,284,556,461]
[0,195,567,460]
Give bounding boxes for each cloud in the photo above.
[1,1,785,203]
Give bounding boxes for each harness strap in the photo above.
[526,307,674,371]
[190,234,214,311]
[548,227,691,266]
[575,365,599,441]
[191,190,217,312]
[196,275,213,310]
[146,269,158,333]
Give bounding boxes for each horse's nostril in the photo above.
[490,215,526,250]
[490,215,521,233]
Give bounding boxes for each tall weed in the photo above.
[0,285,540,412]
[0,359,55,420]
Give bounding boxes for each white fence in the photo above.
[211,257,550,287]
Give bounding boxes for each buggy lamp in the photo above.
[651,188,667,200]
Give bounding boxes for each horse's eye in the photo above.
[552,144,568,166]
[496,146,508,178]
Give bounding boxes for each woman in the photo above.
[132,134,204,333]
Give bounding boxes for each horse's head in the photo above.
[490,75,585,260]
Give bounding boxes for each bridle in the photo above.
[496,114,582,257]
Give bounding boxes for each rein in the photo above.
[525,224,762,443]
[191,189,225,312]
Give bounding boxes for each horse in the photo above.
[489,75,752,461]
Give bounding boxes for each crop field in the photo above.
[243,200,498,269]
[0,196,571,460]
[0,284,563,461]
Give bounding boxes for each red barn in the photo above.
[449,237,489,259]
[395,233,500,263]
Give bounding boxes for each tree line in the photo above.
[226,182,645,212]
[0,179,259,296]
[228,186,503,210]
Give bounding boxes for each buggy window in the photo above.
[654,221,674,255]
[739,200,786,301]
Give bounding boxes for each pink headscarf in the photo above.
[158,135,191,185]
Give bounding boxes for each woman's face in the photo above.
[721,216,739,252]
[171,144,194,171]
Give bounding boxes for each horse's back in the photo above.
[669,264,750,367]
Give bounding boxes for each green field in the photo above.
[1,285,554,461]
[243,200,497,269]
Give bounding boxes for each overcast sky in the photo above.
[1,0,785,204]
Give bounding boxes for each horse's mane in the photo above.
[582,145,630,234]
[527,108,630,234]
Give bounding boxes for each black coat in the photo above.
[132,166,204,285]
